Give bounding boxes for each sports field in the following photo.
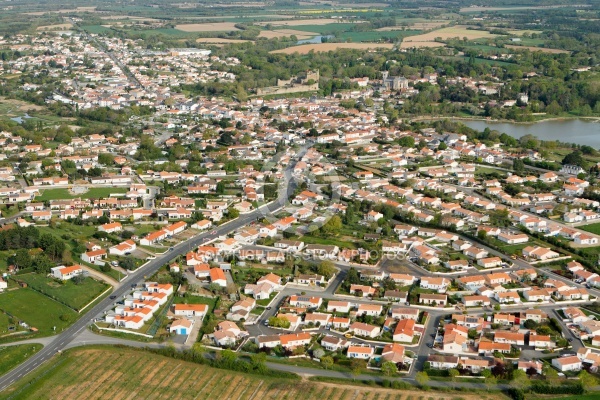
[0,346,507,400]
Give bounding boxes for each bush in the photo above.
[507,388,525,400]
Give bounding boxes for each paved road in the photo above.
[0,145,310,392]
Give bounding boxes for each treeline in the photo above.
[0,226,67,272]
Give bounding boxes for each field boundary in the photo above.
[92,323,153,338]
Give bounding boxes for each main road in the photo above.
[0,144,310,392]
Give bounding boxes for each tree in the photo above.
[227,207,239,219]
[313,348,325,359]
[477,229,487,241]
[578,370,597,387]
[415,371,429,386]
[381,361,397,376]
[562,151,586,168]
[13,248,32,269]
[321,215,342,236]
[321,355,333,370]
[511,369,529,389]
[448,368,460,380]
[317,260,336,279]
[484,376,497,391]
[544,366,559,384]
[350,359,364,380]
[513,158,525,174]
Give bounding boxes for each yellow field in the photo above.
[195,38,252,44]
[272,42,394,54]
[257,18,348,26]
[258,29,319,39]
[36,23,73,31]
[400,41,446,49]
[403,25,497,43]
[505,45,570,54]
[175,22,240,32]
[25,7,97,15]
[0,347,507,400]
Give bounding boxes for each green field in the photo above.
[81,25,114,34]
[0,344,42,376]
[15,274,110,311]
[581,222,600,235]
[35,187,128,201]
[0,288,77,336]
[0,346,496,400]
[290,23,362,35]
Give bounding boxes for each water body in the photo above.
[10,113,33,124]
[297,35,334,44]
[459,118,600,148]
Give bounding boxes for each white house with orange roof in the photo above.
[51,265,83,280]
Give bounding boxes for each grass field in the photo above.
[272,42,394,54]
[0,344,42,376]
[0,346,506,400]
[258,28,318,39]
[35,187,128,201]
[81,25,114,35]
[0,288,76,335]
[15,274,109,311]
[580,222,600,235]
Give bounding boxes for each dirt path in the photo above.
[80,265,119,288]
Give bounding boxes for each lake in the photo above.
[459,119,600,148]
[297,35,334,44]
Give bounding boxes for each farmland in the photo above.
[258,29,318,40]
[195,38,252,44]
[0,344,42,376]
[0,288,77,336]
[14,274,110,311]
[272,42,394,54]
[505,45,570,54]
[175,23,240,32]
[403,25,498,44]
[0,346,506,400]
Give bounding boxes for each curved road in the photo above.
[0,145,309,392]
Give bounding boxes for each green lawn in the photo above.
[83,262,123,282]
[0,288,77,335]
[580,222,600,235]
[35,187,128,201]
[14,274,110,311]
[296,234,357,249]
[0,344,42,376]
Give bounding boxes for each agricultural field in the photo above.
[400,41,446,49]
[34,187,129,201]
[175,22,240,32]
[272,42,394,54]
[256,18,350,26]
[14,274,110,311]
[403,25,498,44]
[0,288,77,336]
[505,45,570,54]
[195,38,252,44]
[0,344,42,376]
[258,29,318,39]
[0,346,506,400]
[36,23,73,31]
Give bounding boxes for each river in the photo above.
[459,118,600,148]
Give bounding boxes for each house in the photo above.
[420,294,447,306]
[321,335,349,352]
[522,246,559,261]
[518,360,543,374]
[226,298,256,321]
[529,334,554,349]
[552,356,582,372]
[288,295,322,309]
[166,297,205,316]
[214,321,247,346]
[349,322,381,338]
[477,257,502,269]
[209,268,227,287]
[347,345,374,359]
[356,304,383,317]
[390,307,420,321]
[462,295,491,307]
[81,249,107,263]
[327,301,351,313]
[0,277,6,292]
[51,265,83,281]
[427,354,459,369]
[494,331,525,346]
[380,343,405,364]
[524,289,551,302]
[497,232,529,244]
[280,332,312,349]
[384,290,408,302]
[169,319,194,335]
[495,291,521,304]
[331,317,351,329]
[420,277,449,293]
[98,222,122,234]
[350,284,377,297]
[109,240,136,256]
[393,319,415,343]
